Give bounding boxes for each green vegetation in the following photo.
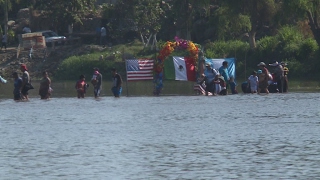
[1,0,320,82]
[55,26,320,81]
[54,40,155,80]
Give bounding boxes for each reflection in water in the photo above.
[0,93,320,179]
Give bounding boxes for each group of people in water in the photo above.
[198,60,289,96]
[0,64,123,101]
[74,67,122,99]
[246,61,289,94]
[0,60,289,99]
[198,61,238,96]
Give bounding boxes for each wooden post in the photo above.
[123,47,129,97]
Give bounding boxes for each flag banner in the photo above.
[126,59,154,81]
[164,56,196,81]
[204,58,236,79]
[193,83,213,95]
[193,83,223,95]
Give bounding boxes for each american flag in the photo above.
[126,59,154,81]
[193,83,212,95]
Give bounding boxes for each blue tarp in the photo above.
[205,58,236,80]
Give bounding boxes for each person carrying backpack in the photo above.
[201,63,218,96]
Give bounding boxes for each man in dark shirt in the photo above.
[111,67,122,97]
[20,64,31,100]
[12,72,22,100]
[91,67,102,98]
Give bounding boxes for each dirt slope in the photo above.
[0,44,104,79]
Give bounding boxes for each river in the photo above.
[0,92,320,179]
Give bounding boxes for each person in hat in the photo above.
[91,67,102,98]
[75,74,88,98]
[281,62,289,92]
[257,62,270,94]
[20,64,32,100]
[111,67,122,97]
[201,63,218,96]
[39,71,52,99]
[214,75,227,95]
[12,72,23,101]
[269,61,284,93]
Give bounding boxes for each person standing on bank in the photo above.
[1,33,7,51]
[100,26,107,47]
[91,68,102,98]
[219,61,230,94]
[111,67,122,97]
[20,64,32,100]
[12,72,23,101]
[39,71,51,99]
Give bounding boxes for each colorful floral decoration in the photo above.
[153,36,199,95]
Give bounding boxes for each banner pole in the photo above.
[122,46,129,97]
[125,59,129,97]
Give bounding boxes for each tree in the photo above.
[166,0,211,40]
[132,0,162,49]
[218,0,278,49]
[282,0,320,47]
[33,0,96,33]
[108,0,163,49]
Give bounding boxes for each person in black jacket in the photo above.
[111,67,122,97]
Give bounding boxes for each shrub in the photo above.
[54,54,119,80]
[297,38,319,62]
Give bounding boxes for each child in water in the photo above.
[214,75,227,95]
[75,74,89,98]
[248,71,259,94]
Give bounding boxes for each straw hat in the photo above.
[269,61,279,66]
[257,62,266,67]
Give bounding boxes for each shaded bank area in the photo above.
[1,80,319,99]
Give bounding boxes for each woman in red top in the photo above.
[75,74,87,98]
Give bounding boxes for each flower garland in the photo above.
[153,36,199,95]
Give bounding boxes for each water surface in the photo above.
[0,93,320,179]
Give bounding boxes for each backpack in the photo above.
[211,68,218,76]
[268,73,273,81]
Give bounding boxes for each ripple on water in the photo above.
[0,93,320,179]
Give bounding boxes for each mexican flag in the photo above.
[164,56,196,81]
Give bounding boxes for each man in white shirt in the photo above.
[100,26,107,47]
